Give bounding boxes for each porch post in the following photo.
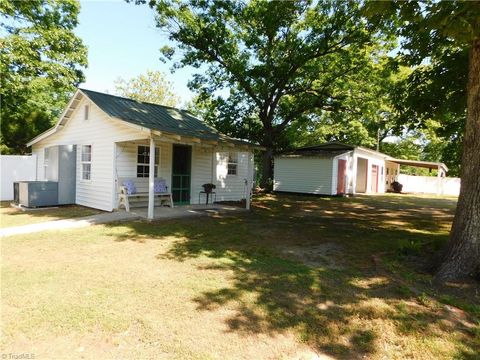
[148,137,155,220]
[246,151,253,210]
[211,147,216,183]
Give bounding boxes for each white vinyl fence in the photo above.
[0,155,37,201]
[398,174,460,196]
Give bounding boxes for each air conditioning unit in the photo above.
[14,181,59,207]
[14,145,76,208]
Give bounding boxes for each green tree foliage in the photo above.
[379,119,456,176]
[365,1,474,176]
[0,0,87,154]
[113,70,180,107]
[137,0,389,185]
[366,0,480,282]
[389,51,467,177]
[290,57,400,149]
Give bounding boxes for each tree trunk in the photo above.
[435,38,480,282]
[261,146,274,189]
[260,127,275,189]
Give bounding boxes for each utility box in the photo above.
[14,181,59,207]
[13,145,77,208]
[44,145,76,204]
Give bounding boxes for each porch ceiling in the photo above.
[116,131,260,151]
[387,158,448,172]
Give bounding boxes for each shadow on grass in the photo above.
[106,194,478,359]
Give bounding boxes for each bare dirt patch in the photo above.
[281,242,345,269]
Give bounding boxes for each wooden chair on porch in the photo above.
[118,177,173,211]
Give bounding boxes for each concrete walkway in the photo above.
[1,205,247,238]
[0,211,140,238]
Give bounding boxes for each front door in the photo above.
[172,145,191,205]
[337,159,347,195]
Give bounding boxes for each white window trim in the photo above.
[43,148,49,180]
[227,152,238,176]
[81,145,92,181]
[136,145,159,178]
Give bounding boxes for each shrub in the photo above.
[391,181,403,193]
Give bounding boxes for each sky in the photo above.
[75,0,195,104]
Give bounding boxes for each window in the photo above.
[137,145,159,178]
[227,152,238,175]
[84,104,89,120]
[81,145,92,180]
[44,148,50,178]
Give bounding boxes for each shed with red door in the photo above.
[273,142,398,196]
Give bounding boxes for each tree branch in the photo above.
[203,47,263,108]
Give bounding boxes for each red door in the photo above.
[337,159,347,195]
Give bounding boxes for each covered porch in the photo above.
[386,158,449,195]
[113,130,256,219]
[348,149,449,196]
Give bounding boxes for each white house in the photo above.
[27,89,262,218]
[273,142,449,196]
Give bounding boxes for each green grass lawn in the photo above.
[1,194,478,359]
[0,201,103,228]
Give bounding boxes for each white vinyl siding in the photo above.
[273,156,335,195]
[191,145,214,204]
[215,151,251,201]
[31,95,147,211]
[115,142,171,193]
[352,148,387,194]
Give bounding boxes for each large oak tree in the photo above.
[137,0,386,186]
[366,1,480,282]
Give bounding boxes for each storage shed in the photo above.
[273,142,448,196]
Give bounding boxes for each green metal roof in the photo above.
[80,89,258,147]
